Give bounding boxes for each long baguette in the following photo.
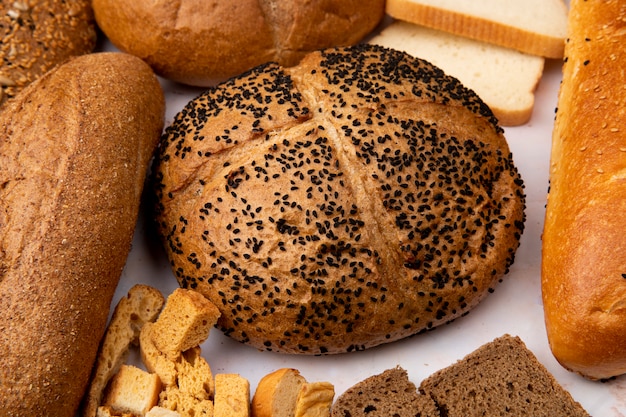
[541,0,626,380]
[0,52,165,416]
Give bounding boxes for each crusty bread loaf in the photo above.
[331,367,439,417]
[0,0,96,109]
[91,0,385,86]
[82,285,165,417]
[251,368,306,417]
[102,364,162,417]
[419,335,589,416]
[0,52,165,417]
[385,0,568,58]
[152,43,526,354]
[541,0,626,380]
[369,21,545,126]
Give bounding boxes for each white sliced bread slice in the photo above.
[369,21,545,126]
[385,0,568,58]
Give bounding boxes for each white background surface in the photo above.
[103,18,626,417]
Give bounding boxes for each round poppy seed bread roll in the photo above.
[152,44,526,355]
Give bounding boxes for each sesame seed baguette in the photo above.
[152,44,526,355]
[0,0,96,110]
[541,0,626,380]
[0,52,164,416]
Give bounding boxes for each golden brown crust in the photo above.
[0,0,96,109]
[542,0,626,380]
[152,44,526,355]
[91,0,385,86]
[0,52,165,416]
[251,368,305,417]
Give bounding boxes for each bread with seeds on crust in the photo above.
[0,0,96,109]
[541,0,626,380]
[151,43,526,355]
[91,0,385,86]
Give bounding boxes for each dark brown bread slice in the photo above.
[419,334,590,417]
[331,367,440,417]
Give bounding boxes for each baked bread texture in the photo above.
[0,52,165,417]
[82,285,166,417]
[152,43,526,355]
[369,21,545,126]
[92,0,385,86]
[419,335,589,416]
[331,367,439,417]
[541,0,626,380]
[0,0,96,109]
[385,0,568,58]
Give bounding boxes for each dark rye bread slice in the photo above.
[331,367,440,417]
[151,43,526,354]
[419,334,590,416]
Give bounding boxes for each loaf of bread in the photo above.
[385,0,568,58]
[0,52,165,417]
[92,0,385,86]
[369,21,545,126]
[151,43,526,355]
[0,0,96,109]
[541,0,626,380]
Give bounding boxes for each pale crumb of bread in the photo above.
[145,406,182,417]
[140,323,178,386]
[96,405,135,417]
[151,288,221,361]
[175,347,215,401]
[295,382,335,417]
[102,364,161,417]
[214,374,251,417]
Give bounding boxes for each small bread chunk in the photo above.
[96,405,134,417]
[295,382,335,417]
[140,322,178,386]
[159,386,215,417]
[419,334,590,416]
[331,367,439,417]
[82,285,165,417]
[175,347,215,401]
[214,374,251,417]
[251,368,305,417]
[151,288,221,360]
[145,406,182,417]
[102,364,162,416]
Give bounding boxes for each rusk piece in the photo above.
[92,0,385,86]
[331,367,439,417]
[102,364,162,417]
[214,374,251,417]
[419,335,589,416]
[370,22,545,126]
[385,0,568,58]
[0,52,165,417]
[0,0,96,109]
[152,44,526,354]
[541,0,626,380]
[81,285,165,417]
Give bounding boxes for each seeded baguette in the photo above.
[0,0,96,109]
[541,0,626,380]
[152,44,526,355]
[0,52,165,417]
